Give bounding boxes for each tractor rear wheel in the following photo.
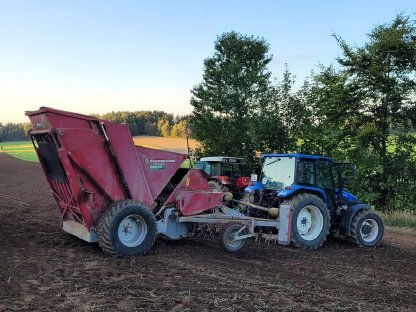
[350,209,384,247]
[287,194,330,249]
[219,223,247,252]
[97,200,157,256]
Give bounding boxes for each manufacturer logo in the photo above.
[150,164,165,170]
[145,159,175,170]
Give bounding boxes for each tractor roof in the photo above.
[199,156,244,163]
[261,153,332,161]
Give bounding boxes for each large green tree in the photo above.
[190,32,275,164]
[303,14,416,211]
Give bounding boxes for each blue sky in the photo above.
[0,1,414,123]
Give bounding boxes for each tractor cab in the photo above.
[196,156,250,192]
[246,153,383,248]
[252,154,359,210]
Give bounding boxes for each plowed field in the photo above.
[0,154,415,311]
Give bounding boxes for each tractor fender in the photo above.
[278,185,327,202]
[244,181,264,193]
[339,203,371,236]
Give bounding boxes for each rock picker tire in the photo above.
[350,209,384,247]
[219,222,246,253]
[287,193,330,249]
[97,200,157,257]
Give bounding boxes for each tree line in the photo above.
[190,14,416,212]
[94,111,189,138]
[0,123,31,142]
[0,112,189,142]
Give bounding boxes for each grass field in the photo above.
[0,136,198,166]
[381,211,416,229]
[0,141,37,162]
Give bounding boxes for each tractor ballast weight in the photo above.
[26,107,289,256]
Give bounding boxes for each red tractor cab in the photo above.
[195,157,251,193]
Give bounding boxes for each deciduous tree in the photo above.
[304,14,416,211]
[190,32,277,164]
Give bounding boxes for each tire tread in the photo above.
[286,193,330,250]
[97,200,157,257]
[350,209,384,247]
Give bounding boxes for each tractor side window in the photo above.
[211,163,221,176]
[239,164,247,176]
[221,163,234,177]
[204,162,212,175]
[296,160,314,186]
[195,161,205,170]
[316,161,334,190]
[196,161,212,175]
[222,164,235,177]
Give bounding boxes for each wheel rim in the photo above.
[118,214,147,247]
[226,228,243,248]
[296,205,324,241]
[360,218,379,243]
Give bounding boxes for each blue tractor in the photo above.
[244,153,384,249]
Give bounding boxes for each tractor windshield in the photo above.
[261,157,295,190]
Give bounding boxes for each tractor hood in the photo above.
[341,190,359,204]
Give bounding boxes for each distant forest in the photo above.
[0,111,189,142]
[95,111,189,138]
[0,122,31,142]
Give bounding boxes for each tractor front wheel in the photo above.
[287,194,330,249]
[97,200,157,256]
[350,209,384,247]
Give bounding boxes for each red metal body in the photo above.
[26,107,223,230]
[235,177,251,190]
[164,169,222,216]
[212,175,231,186]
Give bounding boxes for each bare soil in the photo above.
[0,153,415,311]
[133,136,199,154]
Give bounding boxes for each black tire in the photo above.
[219,223,246,252]
[97,200,157,256]
[287,193,330,249]
[350,209,384,247]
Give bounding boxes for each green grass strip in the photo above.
[0,141,38,162]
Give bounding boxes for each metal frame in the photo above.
[178,212,279,241]
[155,204,293,245]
